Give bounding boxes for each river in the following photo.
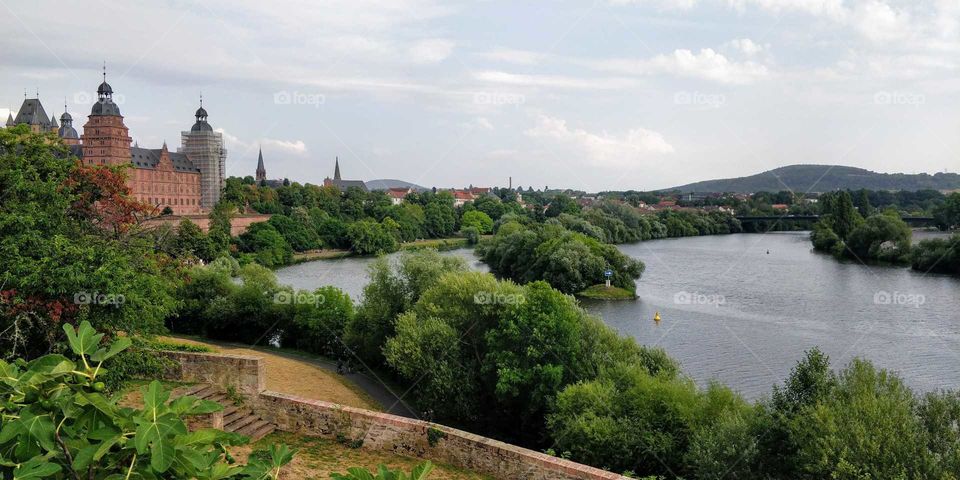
[275,232,960,399]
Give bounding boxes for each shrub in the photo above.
[0,321,292,479]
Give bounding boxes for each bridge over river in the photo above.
[736,215,937,227]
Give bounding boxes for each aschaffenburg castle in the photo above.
[4,72,226,215]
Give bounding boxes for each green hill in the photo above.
[663,165,960,193]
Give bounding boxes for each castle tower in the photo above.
[81,67,131,166]
[255,147,266,183]
[58,103,80,146]
[180,96,226,209]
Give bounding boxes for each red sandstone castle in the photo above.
[4,74,226,215]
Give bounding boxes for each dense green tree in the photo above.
[424,198,456,237]
[172,218,216,261]
[236,222,293,267]
[460,210,494,234]
[345,250,467,366]
[845,210,912,262]
[346,220,398,255]
[269,212,321,251]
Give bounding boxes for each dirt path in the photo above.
[162,337,380,411]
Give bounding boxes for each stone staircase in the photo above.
[174,383,276,441]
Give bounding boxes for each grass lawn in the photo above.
[233,432,492,480]
[577,284,636,300]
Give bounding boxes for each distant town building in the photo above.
[387,187,413,205]
[323,157,368,192]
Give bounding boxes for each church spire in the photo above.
[334,156,341,181]
[256,147,266,182]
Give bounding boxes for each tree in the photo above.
[346,220,398,255]
[934,192,960,230]
[236,222,293,267]
[0,125,176,359]
[345,251,467,366]
[173,218,216,261]
[460,210,493,234]
[424,200,456,237]
[544,194,580,217]
[845,210,912,262]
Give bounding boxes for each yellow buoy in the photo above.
[653,311,661,323]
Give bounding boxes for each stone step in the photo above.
[225,413,259,432]
[247,423,275,442]
[223,408,252,425]
[236,419,271,438]
[170,383,276,442]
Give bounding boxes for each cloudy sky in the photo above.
[2,0,959,191]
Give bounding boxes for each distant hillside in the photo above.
[365,179,427,191]
[663,165,960,193]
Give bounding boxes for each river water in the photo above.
[275,232,960,399]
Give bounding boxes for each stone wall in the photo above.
[255,392,627,480]
[163,351,627,480]
[159,351,264,396]
[142,213,272,235]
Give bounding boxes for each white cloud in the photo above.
[216,128,307,156]
[479,48,548,65]
[850,0,912,43]
[608,0,698,10]
[262,138,308,155]
[408,38,456,64]
[525,114,674,167]
[725,38,768,56]
[473,71,638,89]
[725,0,848,21]
[587,48,770,84]
[475,117,494,130]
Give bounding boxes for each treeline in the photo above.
[170,251,960,479]
[171,179,516,266]
[811,190,960,275]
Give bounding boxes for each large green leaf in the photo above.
[90,336,132,363]
[63,321,104,357]
[149,437,175,472]
[12,457,61,479]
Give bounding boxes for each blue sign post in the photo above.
[604,269,612,287]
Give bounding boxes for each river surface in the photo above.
[275,232,960,399]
